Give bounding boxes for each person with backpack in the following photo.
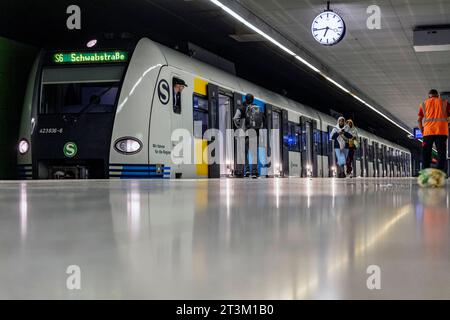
[233,94,264,178]
[331,117,354,178]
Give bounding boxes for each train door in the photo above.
[327,126,337,177]
[389,148,394,177]
[367,141,374,177]
[207,84,219,178]
[378,143,384,177]
[385,147,390,177]
[407,154,412,177]
[386,148,390,177]
[401,152,406,177]
[392,149,398,177]
[300,117,315,177]
[281,110,289,177]
[393,150,398,177]
[270,109,284,176]
[378,144,382,177]
[374,142,380,177]
[285,120,301,177]
[264,104,273,176]
[313,127,322,177]
[355,137,362,177]
[321,129,329,177]
[218,92,233,176]
[399,152,403,177]
[170,73,190,179]
[207,84,233,178]
[396,151,400,177]
[360,138,367,177]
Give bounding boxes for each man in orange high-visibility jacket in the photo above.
[418,89,450,171]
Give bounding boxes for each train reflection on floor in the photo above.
[0,178,448,299]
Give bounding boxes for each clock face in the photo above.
[311,11,346,46]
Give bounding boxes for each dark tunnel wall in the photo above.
[0,37,37,179]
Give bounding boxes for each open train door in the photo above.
[300,116,315,177]
[207,84,220,178]
[207,84,234,178]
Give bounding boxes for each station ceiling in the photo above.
[238,0,450,132]
[2,0,446,151]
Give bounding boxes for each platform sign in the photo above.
[53,51,128,64]
[413,127,423,139]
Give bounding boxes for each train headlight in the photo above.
[114,137,142,155]
[18,139,30,155]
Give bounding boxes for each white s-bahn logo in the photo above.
[158,79,170,105]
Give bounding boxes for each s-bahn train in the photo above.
[17,38,411,180]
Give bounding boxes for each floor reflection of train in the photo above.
[17,38,411,180]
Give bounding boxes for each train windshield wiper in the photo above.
[75,86,114,119]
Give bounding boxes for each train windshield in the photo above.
[40,65,125,115]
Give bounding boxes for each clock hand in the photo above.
[324,27,329,37]
[313,27,328,31]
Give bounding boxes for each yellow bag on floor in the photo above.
[417,168,447,188]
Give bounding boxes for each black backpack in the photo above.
[245,104,264,129]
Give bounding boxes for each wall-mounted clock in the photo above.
[311,2,346,46]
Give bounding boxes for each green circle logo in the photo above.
[63,142,78,158]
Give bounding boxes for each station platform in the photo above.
[0,178,448,299]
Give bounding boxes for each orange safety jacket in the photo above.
[418,97,450,136]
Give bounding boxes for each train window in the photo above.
[285,121,301,152]
[193,95,208,139]
[314,129,322,156]
[173,78,187,114]
[40,66,125,114]
[322,131,329,156]
[41,82,120,114]
[327,127,334,153]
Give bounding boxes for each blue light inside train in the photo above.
[284,135,296,146]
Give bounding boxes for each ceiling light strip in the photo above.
[209,0,413,137]
[294,55,321,73]
[210,0,297,57]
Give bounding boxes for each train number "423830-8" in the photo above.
[39,128,64,134]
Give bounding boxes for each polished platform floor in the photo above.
[0,178,449,299]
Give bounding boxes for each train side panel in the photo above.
[109,38,167,179]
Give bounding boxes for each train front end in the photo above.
[17,49,130,179]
